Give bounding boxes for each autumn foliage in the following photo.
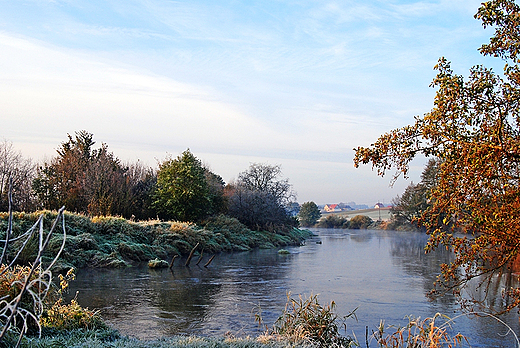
[354,0,520,312]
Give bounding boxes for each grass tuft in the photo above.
[258,293,357,347]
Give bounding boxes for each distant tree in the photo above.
[33,131,156,218]
[0,140,36,212]
[298,201,321,227]
[287,202,301,216]
[34,131,97,212]
[390,159,440,228]
[153,150,223,222]
[237,163,296,206]
[348,215,373,229]
[126,162,157,220]
[205,169,226,216]
[227,163,297,231]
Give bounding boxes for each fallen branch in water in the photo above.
[204,254,216,268]
[185,242,200,266]
[169,254,179,269]
[196,248,204,265]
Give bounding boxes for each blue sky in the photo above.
[0,0,500,205]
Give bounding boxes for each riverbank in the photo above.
[0,211,312,271]
[21,329,313,348]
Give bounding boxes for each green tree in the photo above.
[298,201,321,227]
[390,159,440,229]
[153,150,221,222]
[354,0,520,312]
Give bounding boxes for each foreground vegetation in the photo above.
[16,293,472,348]
[20,330,312,348]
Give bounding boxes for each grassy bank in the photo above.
[0,211,312,271]
[20,329,313,348]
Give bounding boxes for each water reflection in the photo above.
[69,251,296,338]
[389,233,456,307]
[67,229,520,347]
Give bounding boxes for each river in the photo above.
[67,228,520,347]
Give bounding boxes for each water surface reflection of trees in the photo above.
[389,231,520,345]
[68,249,295,338]
[389,232,456,308]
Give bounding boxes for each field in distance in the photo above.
[320,207,392,221]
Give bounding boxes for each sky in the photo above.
[0,0,502,206]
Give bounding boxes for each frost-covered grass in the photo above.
[21,329,313,348]
[0,212,312,270]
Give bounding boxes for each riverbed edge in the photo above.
[0,211,314,271]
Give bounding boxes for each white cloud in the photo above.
[0,33,276,149]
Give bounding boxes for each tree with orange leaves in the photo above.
[354,0,520,313]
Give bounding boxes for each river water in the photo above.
[68,228,520,347]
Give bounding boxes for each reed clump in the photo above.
[258,293,357,347]
[372,313,469,348]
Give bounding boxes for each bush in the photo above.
[0,264,45,334]
[40,299,107,331]
[349,215,373,229]
[316,215,349,229]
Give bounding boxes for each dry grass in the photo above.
[257,293,357,347]
[372,313,469,348]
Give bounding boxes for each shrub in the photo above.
[349,215,373,229]
[0,264,45,333]
[316,215,349,229]
[147,258,169,268]
[40,299,106,331]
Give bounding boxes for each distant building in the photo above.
[323,204,339,212]
[374,202,385,209]
[322,202,371,212]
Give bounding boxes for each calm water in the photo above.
[68,229,520,347]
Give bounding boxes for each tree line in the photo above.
[2,130,298,232]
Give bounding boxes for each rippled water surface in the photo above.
[68,229,520,347]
